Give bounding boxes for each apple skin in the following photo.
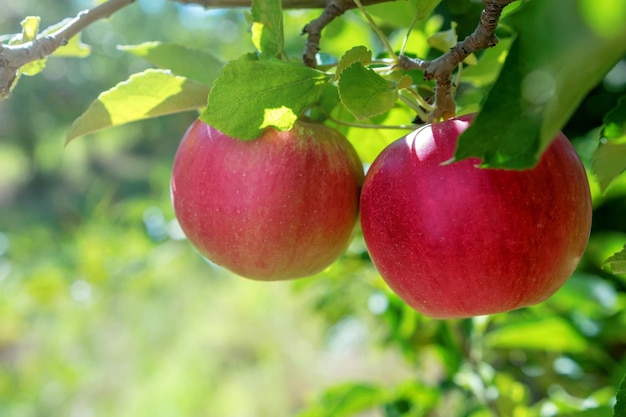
[360,114,592,319]
[170,119,364,281]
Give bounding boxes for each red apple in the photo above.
[360,115,592,319]
[170,119,364,280]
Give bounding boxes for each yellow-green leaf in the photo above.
[15,16,46,76]
[66,69,210,143]
[485,316,588,353]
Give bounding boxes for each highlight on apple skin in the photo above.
[360,114,593,319]
[170,119,364,281]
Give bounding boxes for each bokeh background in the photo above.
[1,1,626,416]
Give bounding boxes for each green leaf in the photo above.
[579,0,626,39]
[368,0,442,27]
[461,37,513,87]
[295,383,385,417]
[613,375,626,417]
[19,16,40,41]
[200,55,331,140]
[455,0,626,169]
[428,22,477,65]
[251,0,284,58]
[336,46,372,77]
[567,407,614,417]
[593,98,626,191]
[66,69,210,143]
[119,42,223,86]
[428,21,457,53]
[308,83,341,122]
[592,140,626,192]
[417,0,443,20]
[604,245,626,274]
[602,96,626,140]
[615,374,626,417]
[338,63,405,120]
[484,316,588,353]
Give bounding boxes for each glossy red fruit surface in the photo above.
[360,115,592,319]
[171,119,364,281]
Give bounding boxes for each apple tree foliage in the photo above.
[2,0,626,416]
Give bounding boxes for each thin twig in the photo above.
[328,114,417,131]
[398,0,517,121]
[352,0,396,61]
[400,14,420,57]
[0,0,136,99]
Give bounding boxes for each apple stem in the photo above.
[398,94,431,124]
[402,88,434,113]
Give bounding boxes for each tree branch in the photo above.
[301,0,347,67]
[175,0,328,7]
[301,0,393,67]
[0,0,136,99]
[0,0,401,98]
[398,0,517,121]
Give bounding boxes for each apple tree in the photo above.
[1,0,626,416]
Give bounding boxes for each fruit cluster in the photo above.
[171,115,592,318]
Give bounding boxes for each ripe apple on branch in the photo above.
[360,114,592,318]
[171,119,364,281]
[2,0,626,318]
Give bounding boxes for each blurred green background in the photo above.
[1,1,626,416]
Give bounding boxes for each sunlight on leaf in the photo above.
[593,98,626,191]
[66,69,210,143]
[260,106,297,130]
[602,96,626,140]
[579,0,626,38]
[201,55,330,140]
[16,16,46,76]
[251,0,284,58]
[20,16,39,41]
